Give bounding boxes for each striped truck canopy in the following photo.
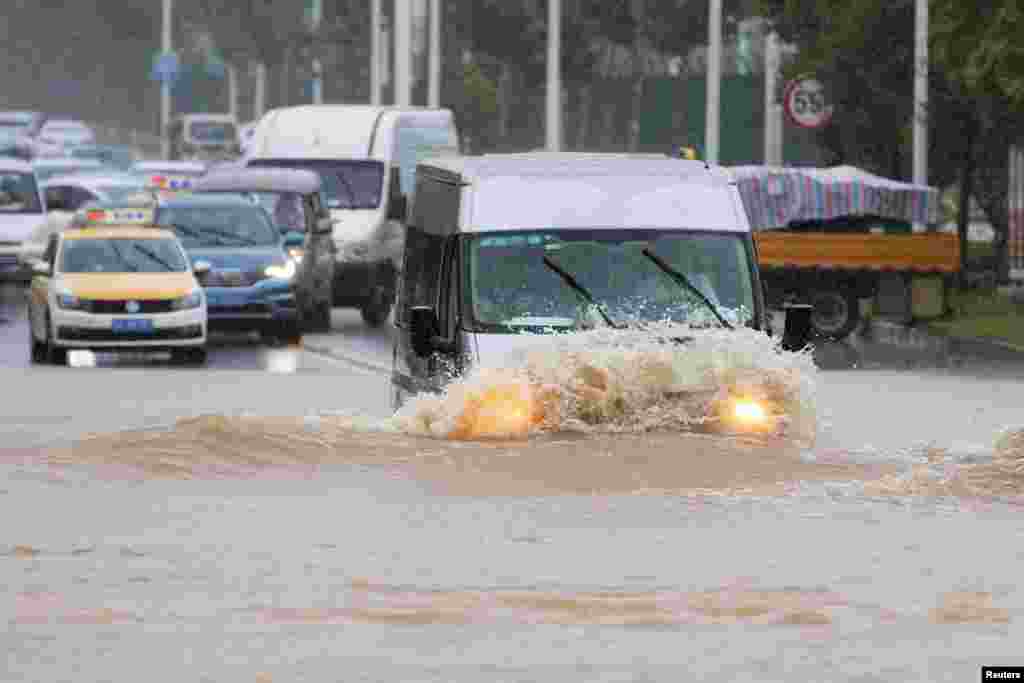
[728,165,941,230]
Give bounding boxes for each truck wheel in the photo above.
[809,289,860,339]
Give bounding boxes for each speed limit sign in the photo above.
[783,76,834,129]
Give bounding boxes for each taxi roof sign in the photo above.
[80,207,157,226]
[147,174,195,192]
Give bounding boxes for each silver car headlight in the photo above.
[170,289,203,311]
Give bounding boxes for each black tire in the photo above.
[43,312,67,365]
[809,288,861,340]
[29,318,46,364]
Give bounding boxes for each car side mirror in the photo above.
[387,193,407,221]
[781,303,813,352]
[193,260,212,277]
[409,306,440,357]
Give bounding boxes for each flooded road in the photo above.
[3,297,1024,681]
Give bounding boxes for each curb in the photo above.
[302,341,391,376]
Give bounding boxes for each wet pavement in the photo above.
[4,282,1024,681]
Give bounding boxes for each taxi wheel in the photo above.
[29,319,47,364]
[43,312,67,366]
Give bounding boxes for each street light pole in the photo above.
[546,0,562,151]
[370,0,382,104]
[913,0,928,187]
[428,0,441,108]
[160,0,172,159]
[394,0,412,106]
[705,0,722,164]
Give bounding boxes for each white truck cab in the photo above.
[245,105,459,326]
[391,153,813,409]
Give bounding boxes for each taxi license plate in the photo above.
[112,318,154,334]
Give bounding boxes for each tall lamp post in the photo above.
[160,0,173,159]
[545,0,562,151]
[705,0,722,164]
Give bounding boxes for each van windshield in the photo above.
[248,159,383,210]
[466,230,757,332]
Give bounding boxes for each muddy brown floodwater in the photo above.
[37,414,891,498]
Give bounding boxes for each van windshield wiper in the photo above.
[542,255,621,329]
[641,248,733,330]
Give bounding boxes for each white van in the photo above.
[0,159,46,281]
[391,153,813,408]
[245,105,459,326]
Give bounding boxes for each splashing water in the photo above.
[387,323,819,444]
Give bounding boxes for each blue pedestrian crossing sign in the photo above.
[150,51,180,83]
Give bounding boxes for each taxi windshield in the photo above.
[156,205,279,248]
[60,237,188,273]
[0,172,42,213]
[466,229,757,332]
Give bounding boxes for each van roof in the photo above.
[418,153,726,184]
[253,105,454,160]
[415,153,748,234]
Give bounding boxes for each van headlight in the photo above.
[56,291,85,310]
[170,289,203,311]
[265,260,297,280]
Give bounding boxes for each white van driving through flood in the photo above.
[391,153,813,409]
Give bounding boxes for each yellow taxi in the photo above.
[27,224,209,365]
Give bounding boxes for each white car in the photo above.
[27,223,209,365]
[0,158,47,280]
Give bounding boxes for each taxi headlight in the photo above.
[170,289,203,311]
[265,260,297,280]
[56,292,85,310]
[287,247,305,263]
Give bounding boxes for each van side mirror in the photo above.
[781,303,813,352]
[387,193,407,221]
[409,306,440,357]
[193,260,212,277]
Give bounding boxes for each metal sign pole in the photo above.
[160,0,173,159]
